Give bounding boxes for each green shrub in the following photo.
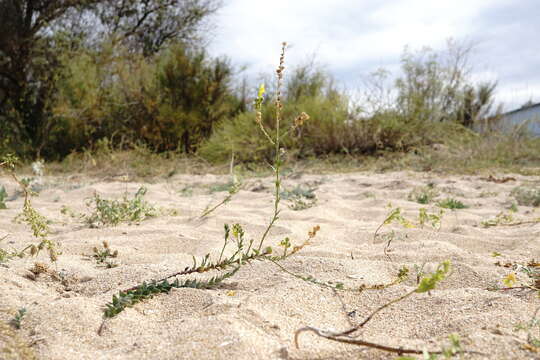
[50,42,241,157]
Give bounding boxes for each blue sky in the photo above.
[208,0,539,111]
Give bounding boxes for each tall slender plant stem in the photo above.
[257,42,287,252]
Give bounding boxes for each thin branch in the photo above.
[295,326,431,355]
[295,326,485,356]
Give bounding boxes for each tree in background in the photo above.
[94,0,220,56]
[395,39,498,127]
[51,42,240,156]
[0,0,93,156]
[0,0,222,158]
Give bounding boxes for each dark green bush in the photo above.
[50,42,241,156]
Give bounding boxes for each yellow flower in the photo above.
[502,272,517,287]
[258,84,265,98]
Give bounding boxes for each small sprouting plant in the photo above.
[0,154,59,262]
[60,205,82,219]
[374,204,414,241]
[201,151,242,218]
[413,262,427,284]
[481,212,514,227]
[514,306,540,353]
[479,191,498,198]
[0,235,17,263]
[398,334,463,360]
[281,185,317,211]
[408,183,439,204]
[509,202,518,212]
[208,180,237,193]
[91,241,119,268]
[511,186,540,207]
[0,248,9,263]
[418,208,444,230]
[200,180,241,218]
[0,185,7,209]
[84,187,156,227]
[179,185,193,197]
[360,191,376,199]
[10,308,27,330]
[481,212,539,228]
[436,198,467,210]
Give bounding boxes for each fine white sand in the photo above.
[0,171,539,359]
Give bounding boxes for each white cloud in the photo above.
[208,0,537,107]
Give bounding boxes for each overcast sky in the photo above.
[208,0,539,111]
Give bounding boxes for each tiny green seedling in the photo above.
[0,185,7,209]
[281,185,317,211]
[0,235,17,263]
[91,241,119,268]
[408,183,439,204]
[200,180,241,218]
[397,334,463,360]
[413,262,427,285]
[514,306,540,353]
[437,198,467,210]
[481,212,514,227]
[418,208,444,230]
[374,204,414,241]
[479,191,498,198]
[10,308,27,330]
[179,185,194,197]
[208,181,237,193]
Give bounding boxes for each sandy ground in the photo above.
[0,170,539,360]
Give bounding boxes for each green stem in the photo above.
[257,43,285,252]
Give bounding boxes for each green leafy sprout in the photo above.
[436,198,467,210]
[0,185,7,209]
[408,183,439,204]
[281,185,317,211]
[10,308,27,330]
[91,241,119,268]
[84,186,156,227]
[0,154,59,262]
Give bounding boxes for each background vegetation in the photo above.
[1,1,539,169]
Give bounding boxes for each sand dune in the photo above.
[1,171,539,359]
